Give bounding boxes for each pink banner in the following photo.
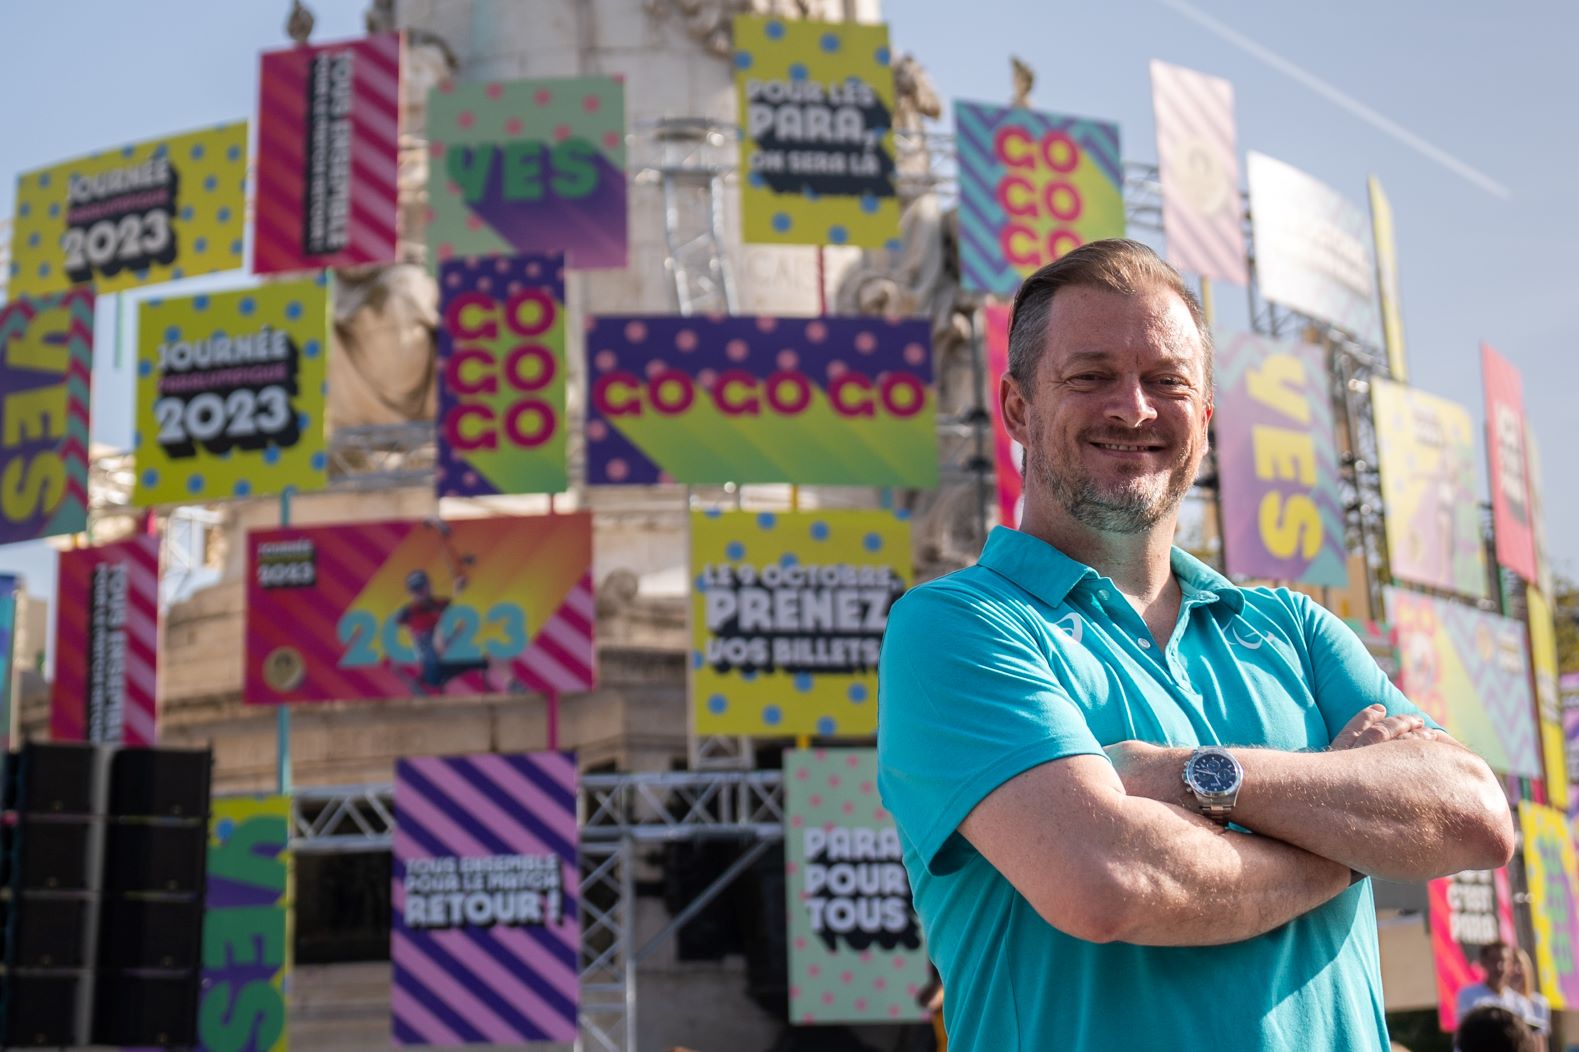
[254,33,402,274]
[1150,60,1247,286]
[983,304,1021,528]
[1480,344,1536,581]
[51,535,160,746]
[1429,868,1517,1032]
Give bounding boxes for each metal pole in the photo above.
[276,488,293,795]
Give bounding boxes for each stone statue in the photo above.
[1011,55,1035,108]
[287,0,315,45]
[641,0,839,57]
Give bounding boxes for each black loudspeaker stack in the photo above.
[0,742,212,1047]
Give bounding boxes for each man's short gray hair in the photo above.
[1005,238,1213,395]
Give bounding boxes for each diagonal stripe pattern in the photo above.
[51,535,160,745]
[254,33,401,274]
[392,751,580,1045]
[1150,60,1248,285]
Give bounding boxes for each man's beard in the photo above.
[1032,432,1200,535]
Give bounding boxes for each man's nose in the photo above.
[1105,377,1158,427]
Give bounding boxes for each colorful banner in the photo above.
[1370,378,1486,599]
[691,509,909,737]
[198,795,292,1052]
[1428,867,1517,1032]
[437,255,566,497]
[1529,587,1568,810]
[246,514,594,704]
[0,575,16,762]
[1246,152,1379,345]
[1566,672,1579,789]
[1527,430,1551,600]
[135,278,330,505]
[1480,344,1535,582]
[1387,586,1537,776]
[427,76,627,270]
[983,303,1021,528]
[955,100,1124,295]
[392,751,579,1045]
[586,315,935,487]
[1368,176,1407,381]
[1150,60,1246,286]
[51,536,160,746]
[732,15,899,249]
[1343,618,1401,688]
[1214,332,1347,585]
[0,290,93,544]
[255,33,402,274]
[9,123,248,296]
[1521,801,1579,1009]
[785,748,929,1025]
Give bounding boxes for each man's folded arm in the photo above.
[959,753,1352,947]
[1106,710,1516,883]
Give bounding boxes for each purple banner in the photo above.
[584,315,936,487]
[436,254,567,497]
[1214,332,1347,585]
[392,751,580,1046]
[0,289,93,544]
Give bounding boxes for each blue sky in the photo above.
[1,0,1574,614]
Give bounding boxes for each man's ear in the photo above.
[1001,373,1031,447]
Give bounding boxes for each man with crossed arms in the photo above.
[877,239,1514,1050]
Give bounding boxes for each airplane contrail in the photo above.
[1157,0,1513,201]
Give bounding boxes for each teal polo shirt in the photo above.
[878,527,1426,1051]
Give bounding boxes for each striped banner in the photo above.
[254,33,401,274]
[0,289,93,544]
[1150,60,1247,286]
[955,100,1125,296]
[51,535,160,746]
[393,751,580,1045]
[982,303,1022,528]
[245,515,594,704]
[1428,868,1516,1031]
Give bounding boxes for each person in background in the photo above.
[1455,1005,1537,1052]
[1457,943,1535,1030]
[1509,946,1550,1050]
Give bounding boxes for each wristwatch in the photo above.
[1182,746,1243,824]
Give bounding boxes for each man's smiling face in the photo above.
[1005,282,1213,535]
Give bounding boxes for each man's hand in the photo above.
[1103,740,1189,809]
[1330,704,1438,750]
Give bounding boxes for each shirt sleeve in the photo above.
[876,581,1105,876]
[1292,592,1442,740]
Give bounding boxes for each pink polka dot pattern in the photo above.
[785,747,930,1024]
[456,111,475,129]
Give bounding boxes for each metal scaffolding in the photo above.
[285,769,785,1052]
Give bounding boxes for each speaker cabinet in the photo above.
[103,822,206,894]
[98,897,203,969]
[92,971,199,1047]
[109,748,212,818]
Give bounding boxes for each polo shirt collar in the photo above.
[977,526,1246,613]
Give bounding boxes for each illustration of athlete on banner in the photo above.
[247,514,594,704]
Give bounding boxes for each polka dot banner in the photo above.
[134,276,329,505]
[690,509,911,737]
[8,122,248,297]
[783,747,930,1025]
[585,314,936,486]
[426,76,627,270]
[733,15,900,248]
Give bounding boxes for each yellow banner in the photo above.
[1368,176,1407,382]
[733,15,900,248]
[1530,587,1567,810]
[135,278,329,505]
[200,795,292,1051]
[1520,801,1579,1008]
[10,123,248,297]
[691,509,910,736]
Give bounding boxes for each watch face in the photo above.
[1191,752,1239,794]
